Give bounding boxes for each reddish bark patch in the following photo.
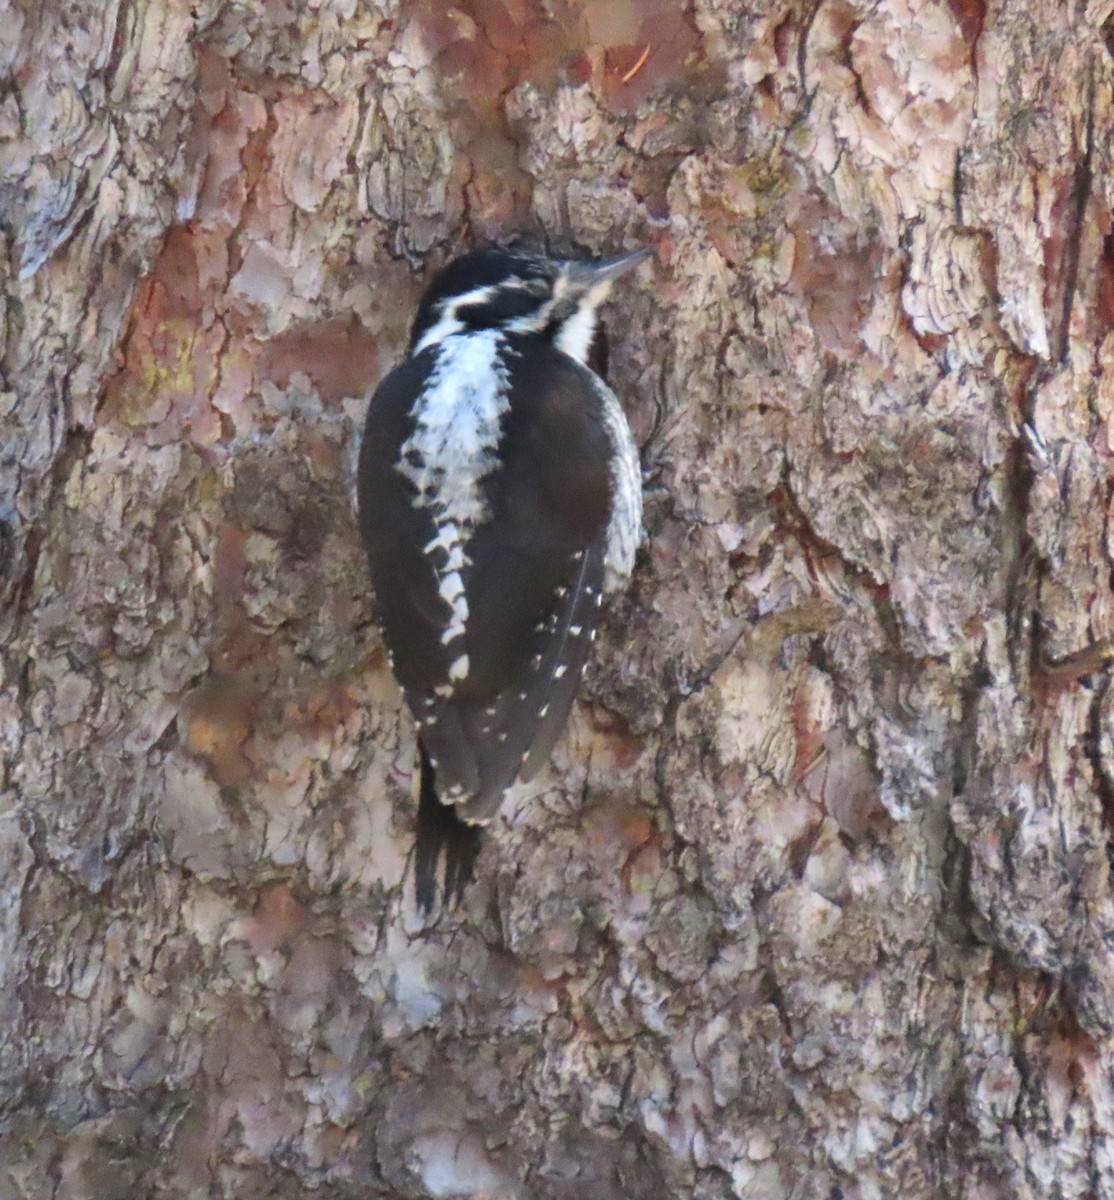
[180,674,258,787]
[281,682,360,739]
[1096,227,1114,338]
[597,1,703,113]
[790,686,825,784]
[415,0,590,233]
[259,317,380,405]
[583,703,644,771]
[411,0,711,234]
[241,883,307,955]
[210,522,268,670]
[102,224,227,444]
[150,225,203,318]
[627,159,675,221]
[300,426,346,483]
[788,222,881,357]
[582,797,661,898]
[419,0,582,102]
[946,0,985,49]
[773,13,796,68]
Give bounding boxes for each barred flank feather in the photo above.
[517,543,605,783]
[412,540,606,828]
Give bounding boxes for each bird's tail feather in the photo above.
[414,741,483,914]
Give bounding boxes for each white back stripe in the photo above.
[396,331,511,681]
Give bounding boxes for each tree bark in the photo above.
[3,0,1114,1196]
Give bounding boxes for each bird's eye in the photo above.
[456,288,548,327]
[503,277,551,298]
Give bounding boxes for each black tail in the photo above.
[414,741,484,914]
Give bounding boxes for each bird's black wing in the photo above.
[441,535,607,823]
[358,342,615,822]
[427,345,615,820]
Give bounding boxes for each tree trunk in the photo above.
[3,1,1114,1196]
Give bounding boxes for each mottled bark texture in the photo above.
[3,0,1114,1196]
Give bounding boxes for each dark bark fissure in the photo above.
[1052,57,1095,366]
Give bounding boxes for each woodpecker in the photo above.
[357,245,648,911]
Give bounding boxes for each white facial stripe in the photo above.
[591,370,642,590]
[554,281,613,362]
[510,271,615,364]
[554,303,598,363]
[507,312,547,334]
[448,284,497,309]
[507,268,575,336]
[413,285,498,354]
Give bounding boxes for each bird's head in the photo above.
[409,246,651,363]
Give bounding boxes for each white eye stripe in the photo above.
[494,275,549,294]
[445,284,497,312]
[413,283,515,352]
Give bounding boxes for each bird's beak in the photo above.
[564,247,654,291]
